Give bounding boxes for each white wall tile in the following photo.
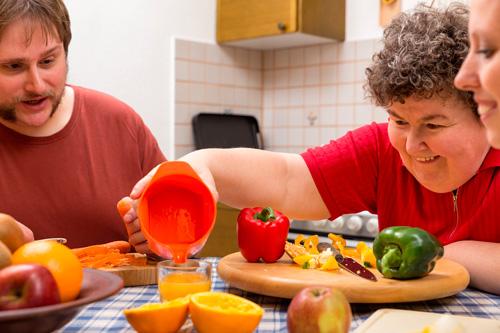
[289,127,304,146]
[320,65,337,85]
[320,86,336,105]
[320,106,336,125]
[176,39,190,59]
[190,42,206,62]
[176,60,189,81]
[205,85,220,105]
[273,109,288,127]
[338,63,355,83]
[304,87,320,106]
[274,69,289,88]
[320,43,338,63]
[234,87,248,106]
[355,39,375,60]
[305,66,320,85]
[189,62,205,82]
[288,108,304,127]
[273,128,288,146]
[337,84,354,104]
[373,106,388,123]
[175,82,190,103]
[355,60,370,81]
[304,46,321,65]
[320,127,335,145]
[190,83,205,104]
[289,68,304,87]
[354,105,373,125]
[275,49,290,68]
[263,89,273,108]
[289,88,304,106]
[304,127,320,147]
[355,82,368,103]
[289,48,304,66]
[220,86,235,106]
[249,50,262,69]
[337,105,354,125]
[338,42,356,62]
[263,50,274,69]
[174,124,193,145]
[263,70,274,89]
[219,66,234,85]
[274,88,289,107]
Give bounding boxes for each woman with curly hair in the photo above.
[123,4,499,294]
[455,0,500,148]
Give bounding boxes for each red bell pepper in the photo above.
[237,207,290,263]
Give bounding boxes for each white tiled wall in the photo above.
[174,38,386,157]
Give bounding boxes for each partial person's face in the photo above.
[0,19,67,131]
[387,96,489,193]
[455,0,500,147]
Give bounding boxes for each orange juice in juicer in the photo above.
[137,161,216,263]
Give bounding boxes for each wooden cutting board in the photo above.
[217,252,469,303]
[101,264,157,287]
[354,309,500,332]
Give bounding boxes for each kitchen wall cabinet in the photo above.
[217,0,345,49]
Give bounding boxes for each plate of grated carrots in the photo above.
[72,240,157,286]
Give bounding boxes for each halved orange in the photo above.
[189,292,264,333]
[123,297,189,333]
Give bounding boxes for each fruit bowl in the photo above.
[0,268,123,333]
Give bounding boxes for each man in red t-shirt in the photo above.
[0,1,165,247]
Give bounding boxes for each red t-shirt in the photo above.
[0,86,166,247]
[302,122,500,245]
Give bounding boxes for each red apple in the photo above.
[0,264,60,311]
[287,286,351,333]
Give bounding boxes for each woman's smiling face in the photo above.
[455,0,500,147]
[388,96,490,193]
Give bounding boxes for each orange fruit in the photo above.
[123,297,189,333]
[11,240,83,302]
[189,292,264,333]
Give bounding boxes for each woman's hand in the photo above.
[117,196,152,255]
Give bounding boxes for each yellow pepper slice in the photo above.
[319,256,339,271]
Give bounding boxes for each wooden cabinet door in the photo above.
[217,0,297,43]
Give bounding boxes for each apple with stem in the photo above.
[0,264,60,311]
[287,286,351,333]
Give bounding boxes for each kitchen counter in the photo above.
[58,257,500,332]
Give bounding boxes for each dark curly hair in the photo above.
[365,3,477,115]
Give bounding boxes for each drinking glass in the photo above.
[157,258,212,302]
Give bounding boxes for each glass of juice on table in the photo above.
[157,259,212,301]
[137,161,217,263]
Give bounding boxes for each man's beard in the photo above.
[0,89,64,123]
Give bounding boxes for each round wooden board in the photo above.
[217,252,470,303]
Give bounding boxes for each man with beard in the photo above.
[0,0,166,247]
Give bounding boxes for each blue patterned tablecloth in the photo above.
[58,257,500,333]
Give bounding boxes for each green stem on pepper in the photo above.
[254,207,276,222]
[381,245,402,277]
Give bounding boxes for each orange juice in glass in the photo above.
[157,259,212,301]
[138,161,216,263]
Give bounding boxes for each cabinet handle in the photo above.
[277,22,287,32]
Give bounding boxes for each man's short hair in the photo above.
[0,0,71,55]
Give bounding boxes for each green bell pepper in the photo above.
[373,226,444,279]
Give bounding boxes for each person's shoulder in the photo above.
[73,86,132,110]
[72,85,142,121]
